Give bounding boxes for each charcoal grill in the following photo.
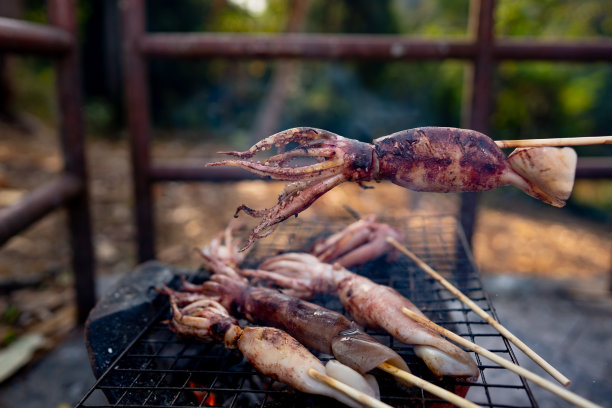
[77,214,538,407]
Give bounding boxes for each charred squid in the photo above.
[207,127,577,250]
[170,252,410,379]
[241,252,481,380]
[164,293,380,407]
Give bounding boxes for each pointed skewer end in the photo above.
[307,368,391,408]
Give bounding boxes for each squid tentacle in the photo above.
[234,204,272,218]
[206,158,340,180]
[241,268,316,298]
[237,174,347,251]
[312,215,405,267]
[266,146,339,166]
[216,127,340,159]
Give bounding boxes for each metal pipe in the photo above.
[0,175,81,245]
[121,0,156,262]
[149,165,273,182]
[145,158,612,182]
[0,16,72,54]
[459,0,496,245]
[575,158,612,179]
[495,39,612,62]
[140,32,612,63]
[49,0,96,324]
[141,33,477,60]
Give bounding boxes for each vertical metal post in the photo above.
[460,0,495,246]
[120,0,156,261]
[48,0,96,324]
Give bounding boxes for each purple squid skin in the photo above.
[373,127,511,192]
[207,126,564,250]
[206,275,409,374]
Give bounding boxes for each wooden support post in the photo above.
[460,0,495,245]
[48,0,96,324]
[120,0,156,262]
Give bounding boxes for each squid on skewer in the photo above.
[178,252,410,378]
[241,253,480,380]
[164,291,380,407]
[207,127,577,250]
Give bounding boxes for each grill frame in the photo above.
[77,214,538,407]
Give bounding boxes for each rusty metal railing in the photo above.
[120,0,612,265]
[0,0,95,324]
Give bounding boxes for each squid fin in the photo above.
[507,147,577,207]
[325,360,380,400]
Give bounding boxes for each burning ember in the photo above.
[188,381,216,406]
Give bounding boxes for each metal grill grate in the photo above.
[76,214,538,407]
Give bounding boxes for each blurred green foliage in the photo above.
[492,63,612,144]
[496,0,612,37]
[11,57,55,124]
[147,0,474,141]
[143,0,612,148]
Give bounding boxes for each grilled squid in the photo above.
[200,221,251,268]
[165,292,379,407]
[311,214,404,268]
[207,127,577,250]
[242,253,480,379]
[188,252,410,377]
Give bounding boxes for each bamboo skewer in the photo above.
[494,135,612,148]
[401,308,602,408]
[308,368,392,408]
[386,236,572,387]
[377,363,482,408]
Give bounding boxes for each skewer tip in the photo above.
[377,362,482,408]
[307,368,391,408]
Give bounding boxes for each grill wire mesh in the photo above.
[77,214,538,407]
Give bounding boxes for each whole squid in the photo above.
[180,252,410,377]
[242,253,480,380]
[207,127,577,250]
[164,292,380,407]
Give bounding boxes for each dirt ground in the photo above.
[1,120,611,352]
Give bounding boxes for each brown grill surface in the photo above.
[77,215,538,407]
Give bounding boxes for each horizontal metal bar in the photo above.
[0,174,82,246]
[150,164,267,182]
[140,32,612,63]
[112,367,255,375]
[99,385,283,393]
[495,38,612,61]
[141,33,477,60]
[0,17,73,54]
[576,157,612,179]
[147,156,611,183]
